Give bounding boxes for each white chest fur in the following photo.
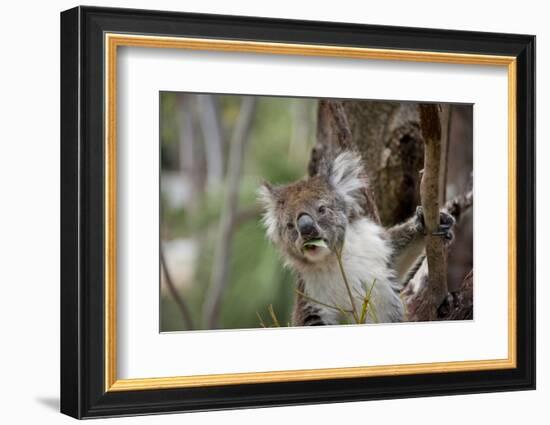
[301,218,404,324]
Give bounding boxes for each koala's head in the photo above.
[258,151,366,267]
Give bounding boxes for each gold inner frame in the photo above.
[104,33,517,392]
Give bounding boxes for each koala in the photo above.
[258,151,454,326]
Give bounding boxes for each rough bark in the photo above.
[310,100,425,227]
[309,100,380,224]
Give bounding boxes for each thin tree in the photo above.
[417,104,449,320]
[202,97,257,329]
[197,95,224,190]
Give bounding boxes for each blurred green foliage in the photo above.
[160,93,316,331]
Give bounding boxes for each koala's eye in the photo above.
[318,205,327,215]
[286,222,295,230]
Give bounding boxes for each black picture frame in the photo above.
[61,5,535,419]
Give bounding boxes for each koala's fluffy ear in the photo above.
[257,182,280,242]
[327,151,366,215]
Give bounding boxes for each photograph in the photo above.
[159,93,474,331]
[58,6,535,418]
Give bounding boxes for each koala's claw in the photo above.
[415,206,455,241]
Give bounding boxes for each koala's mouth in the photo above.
[302,238,329,253]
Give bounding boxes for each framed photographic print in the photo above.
[60,5,535,419]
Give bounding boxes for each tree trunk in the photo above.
[310,100,425,227]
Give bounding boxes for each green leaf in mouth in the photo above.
[302,239,328,251]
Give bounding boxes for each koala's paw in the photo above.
[415,206,455,242]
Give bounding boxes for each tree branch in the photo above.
[418,104,448,320]
[160,244,195,330]
[402,185,474,321]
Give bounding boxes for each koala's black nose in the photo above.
[297,213,317,237]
